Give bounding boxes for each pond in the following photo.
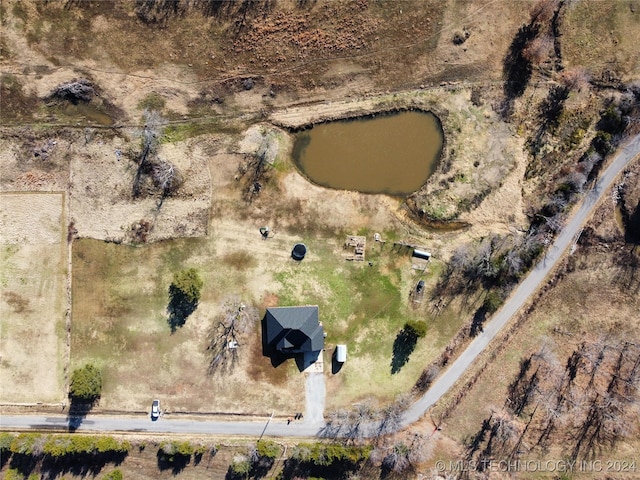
[292,110,443,196]
[60,102,115,126]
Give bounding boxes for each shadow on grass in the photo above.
[250,456,275,479]
[331,352,345,375]
[41,451,128,477]
[470,306,488,337]
[500,22,539,118]
[167,285,198,332]
[279,458,362,480]
[390,328,418,374]
[624,200,640,244]
[8,454,38,478]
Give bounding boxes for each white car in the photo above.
[151,399,160,419]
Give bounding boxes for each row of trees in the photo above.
[157,440,212,473]
[278,442,371,480]
[2,432,433,479]
[227,439,280,479]
[133,0,275,29]
[501,0,565,117]
[1,432,130,458]
[435,231,545,337]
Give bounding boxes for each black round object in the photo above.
[291,243,307,261]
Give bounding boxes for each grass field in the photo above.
[70,214,463,414]
[0,193,67,403]
[71,236,306,414]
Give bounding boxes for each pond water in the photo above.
[61,103,114,126]
[292,111,443,196]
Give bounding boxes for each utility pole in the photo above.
[259,411,274,440]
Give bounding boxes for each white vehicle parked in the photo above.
[151,399,160,420]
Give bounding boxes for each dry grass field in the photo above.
[69,153,468,414]
[1,0,640,479]
[0,193,67,403]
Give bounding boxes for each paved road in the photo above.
[2,134,639,437]
[0,414,323,437]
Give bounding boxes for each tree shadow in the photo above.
[9,454,38,478]
[250,456,275,479]
[500,23,539,118]
[157,449,191,474]
[279,458,362,480]
[390,328,418,374]
[40,451,128,478]
[470,306,488,337]
[167,284,198,332]
[624,200,640,244]
[66,399,94,432]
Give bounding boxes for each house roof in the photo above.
[265,306,324,354]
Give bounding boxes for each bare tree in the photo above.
[344,401,375,442]
[133,110,163,198]
[152,160,183,197]
[206,300,256,376]
[49,78,95,104]
[376,435,434,476]
[529,0,559,26]
[376,394,410,438]
[318,409,348,439]
[523,34,554,65]
[381,442,412,475]
[560,66,590,92]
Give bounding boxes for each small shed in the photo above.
[412,249,431,261]
[336,344,347,363]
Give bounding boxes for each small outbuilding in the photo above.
[412,249,431,261]
[335,344,347,363]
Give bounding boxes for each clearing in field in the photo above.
[0,192,67,403]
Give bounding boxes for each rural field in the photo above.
[1,0,639,479]
[0,193,67,404]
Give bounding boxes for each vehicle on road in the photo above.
[151,399,160,420]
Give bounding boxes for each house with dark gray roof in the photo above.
[264,306,324,354]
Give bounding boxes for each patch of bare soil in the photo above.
[69,133,211,243]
